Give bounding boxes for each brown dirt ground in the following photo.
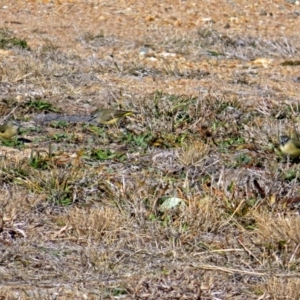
[1,0,300,299]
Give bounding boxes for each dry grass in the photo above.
[1,0,300,299]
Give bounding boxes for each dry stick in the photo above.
[237,237,263,266]
[2,101,23,122]
[289,243,300,265]
[14,72,33,83]
[194,263,265,276]
[217,199,246,230]
[194,264,300,278]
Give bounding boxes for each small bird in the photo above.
[0,120,20,141]
[90,109,136,125]
[279,135,300,158]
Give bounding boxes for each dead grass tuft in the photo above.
[265,277,300,299]
[67,206,127,241]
